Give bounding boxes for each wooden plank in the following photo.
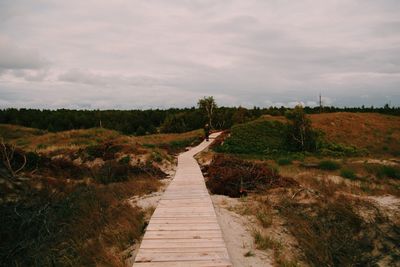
[139,240,226,249]
[144,230,223,239]
[134,260,231,267]
[149,219,218,224]
[134,133,232,267]
[139,247,228,253]
[135,251,230,262]
[146,224,221,231]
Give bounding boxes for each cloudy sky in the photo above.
[0,0,399,109]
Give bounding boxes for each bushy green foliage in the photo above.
[277,157,293,166]
[136,126,146,136]
[215,107,324,155]
[150,151,163,163]
[118,155,131,165]
[318,160,341,170]
[216,120,287,154]
[340,168,357,180]
[376,165,400,179]
[161,113,191,133]
[320,142,364,157]
[364,164,400,180]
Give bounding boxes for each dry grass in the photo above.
[278,194,400,267]
[0,177,162,267]
[310,112,400,154]
[262,112,400,156]
[136,129,202,145]
[0,124,203,158]
[0,124,200,267]
[262,112,400,155]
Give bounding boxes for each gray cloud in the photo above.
[0,0,399,109]
[0,36,48,70]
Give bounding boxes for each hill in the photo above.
[220,112,400,156]
[309,112,400,155]
[0,124,203,266]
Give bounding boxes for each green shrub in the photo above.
[340,168,357,180]
[216,120,287,155]
[253,230,282,250]
[318,160,341,170]
[151,151,163,163]
[143,143,156,148]
[277,158,293,166]
[118,155,131,165]
[320,142,363,157]
[376,165,400,179]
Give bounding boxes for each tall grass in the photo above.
[0,178,160,267]
[278,196,398,266]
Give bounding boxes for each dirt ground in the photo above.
[212,195,273,267]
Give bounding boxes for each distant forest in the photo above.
[0,105,399,135]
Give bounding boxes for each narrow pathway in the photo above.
[134,132,232,267]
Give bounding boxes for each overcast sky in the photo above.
[0,0,399,109]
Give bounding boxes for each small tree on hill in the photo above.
[285,105,318,152]
[198,96,217,129]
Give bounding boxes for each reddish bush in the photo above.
[206,154,298,197]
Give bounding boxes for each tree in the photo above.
[160,113,187,133]
[285,105,318,152]
[136,126,146,136]
[197,96,217,129]
[232,106,249,124]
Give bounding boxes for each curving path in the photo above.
[134,132,232,267]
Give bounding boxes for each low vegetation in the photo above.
[340,168,357,180]
[277,157,293,166]
[318,160,341,170]
[215,119,287,154]
[279,195,400,266]
[205,154,297,197]
[0,123,207,266]
[201,109,400,266]
[0,180,157,267]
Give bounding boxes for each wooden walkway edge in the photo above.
[133,132,232,267]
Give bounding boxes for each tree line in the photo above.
[0,102,398,135]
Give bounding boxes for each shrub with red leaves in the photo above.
[206,154,298,197]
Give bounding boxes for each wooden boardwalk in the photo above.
[134,132,232,267]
